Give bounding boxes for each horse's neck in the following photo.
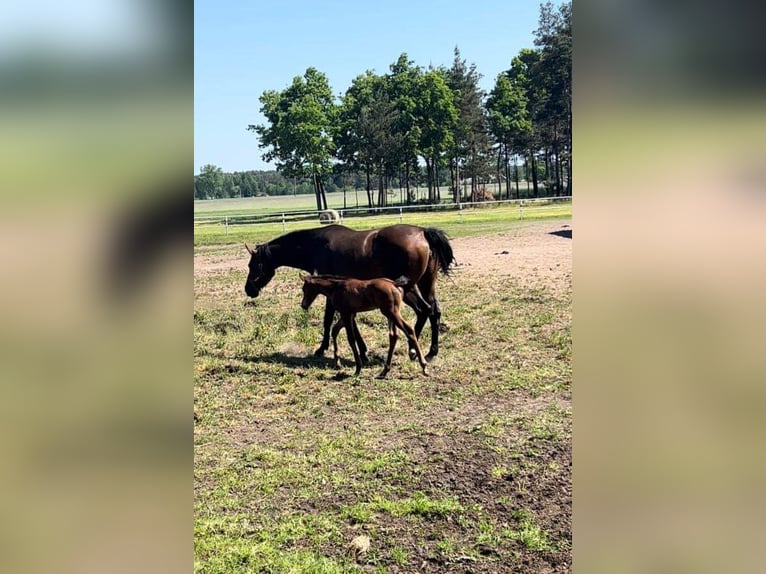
[270,233,316,271]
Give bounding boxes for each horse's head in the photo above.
[244,243,275,298]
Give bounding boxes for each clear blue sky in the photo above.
[195,0,562,174]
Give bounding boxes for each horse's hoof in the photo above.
[314,346,327,357]
[361,354,370,365]
[408,348,417,361]
[425,351,437,362]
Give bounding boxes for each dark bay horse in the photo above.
[300,275,428,378]
[244,224,455,360]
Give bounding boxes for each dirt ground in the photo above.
[194,219,572,572]
[194,220,572,290]
[449,221,571,293]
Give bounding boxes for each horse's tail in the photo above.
[423,227,456,276]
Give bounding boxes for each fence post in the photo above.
[519,201,524,220]
[224,215,229,235]
[282,213,286,232]
[458,202,463,223]
[399,207,403,224]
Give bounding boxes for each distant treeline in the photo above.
[193,165,549,200]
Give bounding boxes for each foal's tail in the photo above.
[423,227,456,276]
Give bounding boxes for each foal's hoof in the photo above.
[422,365,429,376]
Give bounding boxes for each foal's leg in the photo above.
[343,313,364,376]
[314,299,335,356]
[330,318,344,369]
[351,317,368,365]
[390,310,429,375]
[377,318,399,379]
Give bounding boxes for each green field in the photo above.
[195,191,369,217]
[194,212,572,572]
[194,198,571,247]
[194,184,554,219]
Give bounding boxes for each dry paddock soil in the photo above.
[194,221,572,292]
[194,220,572,573]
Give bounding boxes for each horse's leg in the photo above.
[403,290,429,361]
[390,311,429,376]
[330,318,344,369]
[424,295,442,361]
[411,284,432,313]
[351,317,369,365]
[314,299,335,356]
[343,313,363,376]
[377,318,398,379]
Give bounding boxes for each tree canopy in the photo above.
[215,2,573,205]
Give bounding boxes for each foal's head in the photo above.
[300,275,334,310]
[244,243,275,297]
[300,275,322,310]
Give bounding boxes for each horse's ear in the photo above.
[244,243,253,255]
[299,273,310,282]
[311,269,318,276]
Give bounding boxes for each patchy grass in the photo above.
[194,223,571,573]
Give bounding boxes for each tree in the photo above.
[506,48,544,196]
[386,54,422,204]
[337,71,397,208]
[533,1,572,195]
[447,47,491,202]
[486,74,531,199]
[413,69,458,202]
[249,67,337,210]
[195,164,223,199]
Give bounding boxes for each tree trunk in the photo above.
[312,171,322,210]
[524,156,530,195]
[454,159,460,203]
[426,158,434,203]
[504,145,511,199]
[553,121,563,195]
[406,161,414,204]
[377,163,385,207]
[514,156,520,199]
[435,158,441,202]
[496,147,503,201]
[318,176,328,210]
[365,164,374,208]
[530,152,539,197]
[544,151,551,196]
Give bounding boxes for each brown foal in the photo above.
[300,275,429,378]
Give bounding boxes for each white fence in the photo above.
[194,196,572,234]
